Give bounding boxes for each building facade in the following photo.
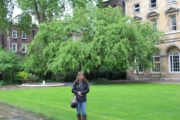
[125,0,180,80]
[1,27,37,56]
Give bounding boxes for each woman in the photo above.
[72,72,89,120]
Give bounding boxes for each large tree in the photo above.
[16,0,66,24]
[0,0,14,33]
[24,5,163,76]
[0,0,103,34]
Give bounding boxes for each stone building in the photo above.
[125,0,180,81]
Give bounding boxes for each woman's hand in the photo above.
[78,91,83,96]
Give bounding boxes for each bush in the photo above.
[0,80,5,86]
[13,75,23,83]
[28,73,38,80]
[98,67,126,80]
[91,78,109,83]
[64,72,77,82]
[16,72,29,79]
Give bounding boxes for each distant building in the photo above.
[0,26,37,56]
[103,0,125,12]
[125,0,180,81]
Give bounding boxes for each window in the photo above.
[134,3,140,13]
[168,0,176,3]
[151,19,157,31]
[22,32,27,39]
[12,31,17,38]
[137,64,144,73]
[169,48,180,72]
[170,15,176,31]
[135,59,144,74]
[150,0,156,8]
[152,54,160,73]
[21,44,27,53]
[12,43,17,53]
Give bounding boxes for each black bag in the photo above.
[71,96,77,108]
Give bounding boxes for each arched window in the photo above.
[169,48,180,72]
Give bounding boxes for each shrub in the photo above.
[64,72,77,82]
[91,78,109,83]
[13,75,22,83]
[0,80,5,86]
[28,73,38,80]
[16,72,29,79]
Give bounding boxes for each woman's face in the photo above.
[78,74,84,80]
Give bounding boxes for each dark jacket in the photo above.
[72,81,89,102]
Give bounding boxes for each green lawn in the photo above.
[0,83,179,120]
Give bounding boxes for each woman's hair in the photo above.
[75,71,88,83]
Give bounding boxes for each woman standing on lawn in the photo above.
[72,72,90,120]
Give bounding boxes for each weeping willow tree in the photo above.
[23,5,163,78]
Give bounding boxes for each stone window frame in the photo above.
[136,64,144,74]
[12,31,17,39]
[151,53,161,73]
[133,15,142,20]
[149,0,157,9]
[151,19,158,31]
[168,47,180,73]
[167,0,176,4]
[22,31,27,39]
[169,15,177,31]
[146,11,159,31]
[12,43,17,53]
[164,6,179,33]
[21,44,27,53]
[134,59,144,74]
[133,3,140,13]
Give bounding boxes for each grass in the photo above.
[0,83,179,120]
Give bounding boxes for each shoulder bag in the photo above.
[71,95,77,108]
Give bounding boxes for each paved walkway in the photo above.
[0,103,53,120]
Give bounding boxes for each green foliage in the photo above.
[28,73,38,80]
[24,5,163,77]
[0,47,23,82]
[0,0,14,33]
[13,75,22,83]
[16,0,66,24]
[71,0,103,8]
[0,80,5,86]
[15,13,32,34]
[16,71,29,79]
[98,67,126,80]
[91,78,109,83]
[0,0,102,34]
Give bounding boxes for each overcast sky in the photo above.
[13,6,21,18]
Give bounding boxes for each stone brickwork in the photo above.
[125,0,180,81]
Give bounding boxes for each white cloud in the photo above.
[13,6,21,18]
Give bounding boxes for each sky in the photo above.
[13,6,21,18]
[12,4,71,24]
[13,6,38,24]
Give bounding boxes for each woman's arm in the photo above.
[72,82,78,94]
[81,83,89,95]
